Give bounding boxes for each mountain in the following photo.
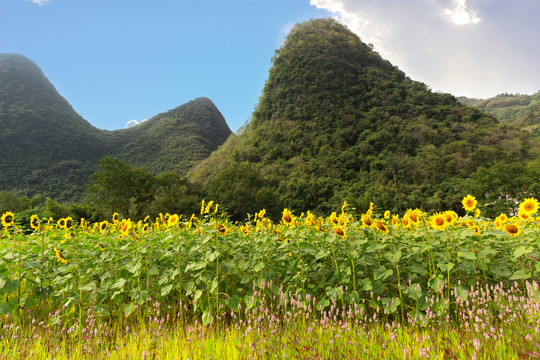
[190,18,536,218]
[0,54,231,202]
[458,92,540,134]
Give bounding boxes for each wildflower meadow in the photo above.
[0,196,539,359]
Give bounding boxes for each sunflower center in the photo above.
[284,214,292,223]
[506,224,518,234]
[435,217,444,226]
[525,203,534,211]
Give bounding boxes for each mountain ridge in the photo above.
[0,53,232,201]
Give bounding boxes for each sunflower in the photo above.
[462,195,477,212]
[384,210,391,219]
[333,226,346,238]
[329,212,340,225]
[120,219,132,234]
[142,223,149,233]
[341,201,349,215]
[217,224,228,235]
[54,247,68,264]
[305,212,317,226]
[493,217,503,229]
[167,214,180,227]
[518,211,529,221]
[112,212,119,224]
[361,214,372,228]
[443,211,458,225]
[30,215,41,230]
[57,218,66,229]
[429,212,447,231]
[404,209,422,225]
[240,225,250,235]
[64,217,73,231]
[373,220,389,234]
[498,213,508,223]
[1,211,14,228]
[474,208,481,218]
[100,221,108,233]
[282,209,295,226]
[519,197,539,216]
[366,202,374,217]
[503,223,522,237]
[391,215,400,226]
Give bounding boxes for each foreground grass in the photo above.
[2,280,539,359]
[1,317,538,359]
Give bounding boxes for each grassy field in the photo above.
[0,197,539,358]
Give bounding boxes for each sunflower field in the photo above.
[0,196,538,323]
[0,196,539,358]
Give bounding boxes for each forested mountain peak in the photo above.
[0,53,232,201]
[190,18,536,219]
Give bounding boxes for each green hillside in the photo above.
[190,18,538,219]
[458,92,540,134]
[0,54,231,202]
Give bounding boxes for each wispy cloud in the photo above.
[125,119,147,129]
[309,0,540,98]
[26,0,51,6]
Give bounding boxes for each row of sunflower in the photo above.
[1,196,539,241]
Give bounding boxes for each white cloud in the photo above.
[125,119,147,128]
[309,0,540,98]
[125,120,139,128]
[444,0,480,26]
[26,0,51,5]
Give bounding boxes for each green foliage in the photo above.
[0,54,231,203]
[191,19,537,217]
[459,91,540,131]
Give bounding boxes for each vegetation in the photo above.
[0,54,231,202]
[190,19,539,219]
[459,91,540,134]
[0,196,538,358]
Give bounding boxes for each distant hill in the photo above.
[190,18,536,218]
[0,54,231,201]
[458,92,540,134]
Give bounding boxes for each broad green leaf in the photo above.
[385,250,402,264]
[208,279,219,293]
[161,284,173,297]
[315,250,330,260]
[111,278,126,290]
[509,269,531,280]
[202,310,212,325]
[382,297,401,314]
[512,246,533,260]
[79,281,96,291]
[124,303,136,318]
[225,295,241,312]
[359,278,372,291]
[455,285,469,301]
[316,297,330,311]
[458,251,477,260]
[0,301,16,315]
[253,262,265,272]
[409,263,428,276]
[374,266,393,281]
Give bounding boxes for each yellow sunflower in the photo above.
[112,212,119,224]
[54,247,68,264]
[503,223,522,237]
[519,197,539,216]
[30,215,41,230]
[518,211,529,221]
[329,212,340,225]
[99,221,108,233]
[498,213,508,223]
[1,211,14,228]
[384,210,391,219]
[391,215,400,226]
[361,214,372,228]
[462,195,477,212]
[167,214,180,227]
[282,208,295,226]
[373,220,389,234]
[429,212,447,231]
[333,226,346,238]
[217,224,228,235]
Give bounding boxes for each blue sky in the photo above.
[1,0,539,132]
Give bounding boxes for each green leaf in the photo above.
[509,269,531,280]
[455,286,469,301]
[315,250,330,260]
[458,251,477,260]
[225,295,241,312]
[253,262,265,272]
[316,297,330,311]
[374,266,393,281]
[127,262,141,275]
[208,279,219,293]
[382,297,400,314]
[161,284,173,297]
[111,278,126,290]
[512,246,533,260]
[385,250,402,264]
[409,263,428,276]
[359,278,372,291]
[0,301,16,315]
[202,310,212,325]
[79,281,96,291]
[185,262,207,272]
[124,303,136,318]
